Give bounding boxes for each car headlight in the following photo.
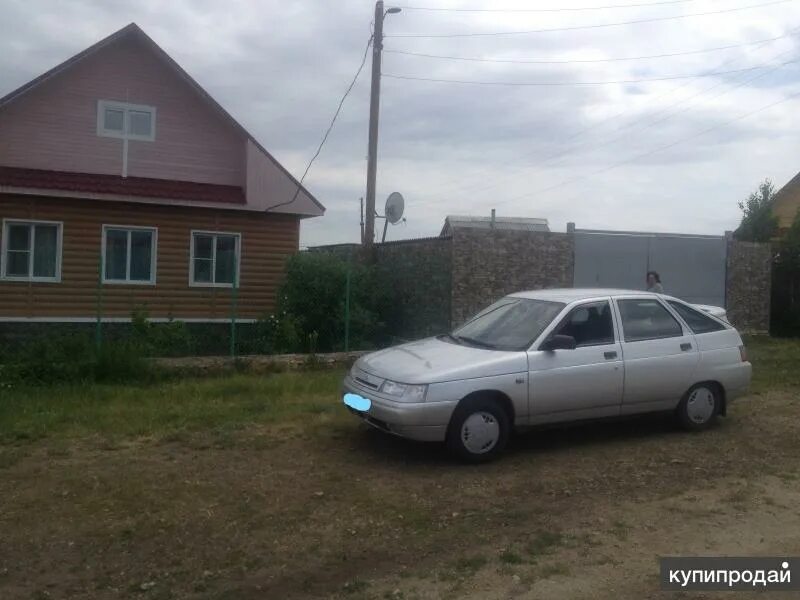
[380,379,428,402]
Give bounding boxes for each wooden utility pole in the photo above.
[364,0,385,248]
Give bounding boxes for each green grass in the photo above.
[0,335,796,445]
[499,550,524,565]
[743,335,800,393]
[0,370,346,443]
[0,337,799,599]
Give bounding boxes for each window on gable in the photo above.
[1,220,62,282]
[103,107,125,133]
[97,100,156,141]
[102,226,157,284]
[190,232,241,287]
[128,110,152,137]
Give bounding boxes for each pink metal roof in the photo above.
[0,23,324,216]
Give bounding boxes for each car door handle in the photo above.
[680,343,692,351]
[604,351,617,360]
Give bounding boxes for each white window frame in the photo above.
[96,100,157,142]
[189,230,241,289]
[101,225,158,285]
[1,219,63,283]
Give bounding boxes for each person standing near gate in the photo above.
[646,271,664,293]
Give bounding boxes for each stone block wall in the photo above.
[726,240,772,333]
[312,232,772,337]
[450,228,575,326]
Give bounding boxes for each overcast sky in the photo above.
[3,0,800,245]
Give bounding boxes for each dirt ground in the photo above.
[1,386,799,599]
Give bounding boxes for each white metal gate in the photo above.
[573,229,727,307]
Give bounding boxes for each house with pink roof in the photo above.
[0,23,324,323]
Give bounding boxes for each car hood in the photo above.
[355,336,527,384]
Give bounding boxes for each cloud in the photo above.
[2,0,800,245]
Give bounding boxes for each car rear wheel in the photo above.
[677,383,720,431]
[446,396,510,462]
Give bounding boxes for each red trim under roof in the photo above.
[0,166,245,204]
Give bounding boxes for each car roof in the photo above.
[509,288,659,303]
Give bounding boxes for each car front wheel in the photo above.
[446,396,510,462]
[677,383,720,431]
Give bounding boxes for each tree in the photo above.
[734,179,778,242]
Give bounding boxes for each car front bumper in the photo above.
[342,375,456,442]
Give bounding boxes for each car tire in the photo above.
[446,396,511,462]
[676,383,720,431]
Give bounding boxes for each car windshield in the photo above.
[452,297,565,351]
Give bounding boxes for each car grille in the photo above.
[355,376,379,390]
[351,367,384,390]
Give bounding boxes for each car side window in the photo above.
[668,301,726,334]
[617,299,683,342]
[551,301,615,347]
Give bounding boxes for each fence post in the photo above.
[95,252,103,349]
[344,249,351,352]
[230,250,238,359]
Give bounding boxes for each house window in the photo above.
[1,220,62,282]
[190,231,241,287]
[97,100,156,141]
[102,226,157,284]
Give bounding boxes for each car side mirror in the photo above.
[541,334,577,351]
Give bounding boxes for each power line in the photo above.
[383,61,793,86]
[384,32,793,64]
[395,0,696,12]
[407,31,798,202]
[492,87,800,206]
[413,50,797,205]
[263,35,373,212]
[386,0,794,38]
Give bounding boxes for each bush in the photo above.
[0,251,393,377]
[0,333,96,385]
[0,331,155,387]
[242,312,301,355]
[131,308,194,357]
[274,252,391,352]
[93,341,153,383]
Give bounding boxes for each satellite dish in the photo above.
[385,192,405,225]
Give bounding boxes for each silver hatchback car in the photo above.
[342,289,752,461]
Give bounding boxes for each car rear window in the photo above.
[668,301,726,334]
